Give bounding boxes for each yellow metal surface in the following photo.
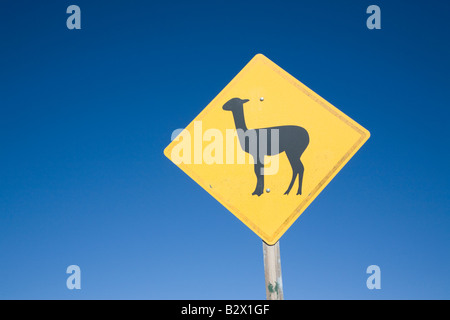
[164,54,370,245]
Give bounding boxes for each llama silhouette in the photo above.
[223,98,309,196]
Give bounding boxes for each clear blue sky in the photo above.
[0,0,449,299]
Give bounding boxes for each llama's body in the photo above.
[223,98,309,196]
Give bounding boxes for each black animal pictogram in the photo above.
[223,98,309,196]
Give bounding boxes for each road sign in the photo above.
[164,54,370,245]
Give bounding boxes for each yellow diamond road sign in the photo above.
[164,54,370,245]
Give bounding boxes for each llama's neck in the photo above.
[231,107,248,132]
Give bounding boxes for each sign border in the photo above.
[164,54,370,245]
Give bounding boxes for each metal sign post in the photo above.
[263,241,283,300]
[164,53,370,299]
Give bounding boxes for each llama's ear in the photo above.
[242,99,250,104]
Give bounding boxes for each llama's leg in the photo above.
[296,161,305,195]
[284,168,298,195]
[284,152,302,195]
[252,162,264,196]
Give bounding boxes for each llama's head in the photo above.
[222,98,249,111]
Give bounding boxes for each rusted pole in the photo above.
[262,241,284,300]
